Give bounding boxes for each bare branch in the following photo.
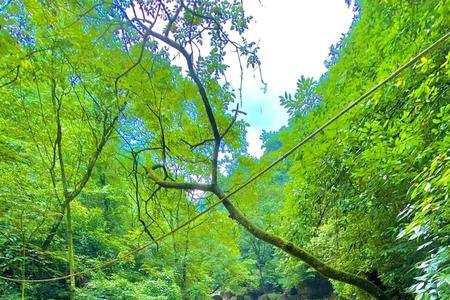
[220,104,246,140]
[163,2,183,37]
[180,138,214,150]
[0,65,20,89]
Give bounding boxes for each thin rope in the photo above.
[1,30,449,284]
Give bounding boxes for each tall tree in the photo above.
[103,1,388,298]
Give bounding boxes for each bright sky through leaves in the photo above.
[237,0,354,157]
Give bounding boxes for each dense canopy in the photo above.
[0,1,449,300]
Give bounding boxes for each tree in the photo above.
[103,1,388,298]
[268,0,450,298]
[2,1,449,299]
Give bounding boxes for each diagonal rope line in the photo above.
[1,30,449,284]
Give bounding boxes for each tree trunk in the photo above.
[41,204,66,250]
[66,202,75,300]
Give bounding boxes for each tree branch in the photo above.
[212,187,388,300]
[146,168,213,192]
[180,138,214,150]
[220,104,245,140]
[144,29,221,142]
[0,65,20,89]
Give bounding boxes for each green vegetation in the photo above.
[1,0,449,299]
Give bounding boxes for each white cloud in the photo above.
[246,127,264,157]
[230,0,354,158]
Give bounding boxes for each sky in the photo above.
[231,0,355,157]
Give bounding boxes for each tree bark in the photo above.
[41,204,66,250]
[213,188,388,300]
[66,202,75,300]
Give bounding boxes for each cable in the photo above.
[1,30,449,284]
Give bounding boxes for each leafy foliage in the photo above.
[1,0,449,299]
[257,0,450,298]
[279,76,322,117]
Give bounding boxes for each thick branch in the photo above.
[212,187,388,300]
[146,169,213,192]
[145,29,220,142]
[119,7,223,184]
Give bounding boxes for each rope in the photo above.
[1,30,449,284]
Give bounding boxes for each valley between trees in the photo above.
[1,1,449,299]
